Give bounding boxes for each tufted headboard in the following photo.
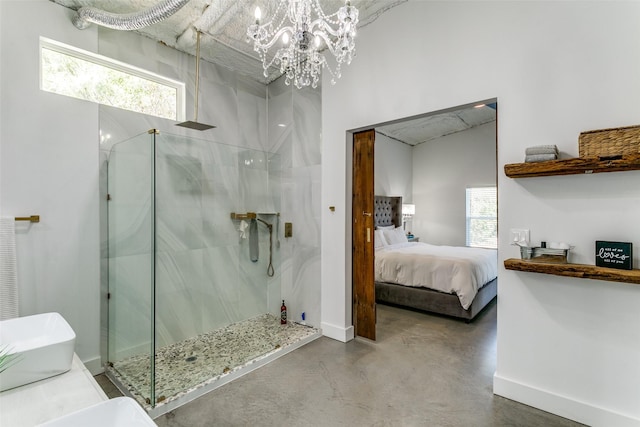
[374,196,402,228]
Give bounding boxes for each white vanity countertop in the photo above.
[0,354,108,427]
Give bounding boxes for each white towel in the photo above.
[238,220,249,239]
[0,218,19,320]
[525,145,559,156]
[525,153,557,163]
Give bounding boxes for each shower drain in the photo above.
[185,355,197,362]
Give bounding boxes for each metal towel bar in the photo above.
[15,215,40,223]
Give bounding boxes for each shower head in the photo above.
[176,30,216,131]
[176,120,215,131]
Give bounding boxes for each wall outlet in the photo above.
[510,228,530,245]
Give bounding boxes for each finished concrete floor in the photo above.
[135,301,583,427]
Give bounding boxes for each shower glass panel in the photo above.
[107,130,281,408]
[107,131,155,405]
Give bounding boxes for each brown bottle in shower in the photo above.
[281,300,287,325]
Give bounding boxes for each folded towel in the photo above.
[525,153,557,162]
[0,218,19,320]
[525,145,559,156]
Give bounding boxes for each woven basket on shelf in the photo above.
[578,125,640,157]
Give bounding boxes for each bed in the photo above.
[374,195,497,322]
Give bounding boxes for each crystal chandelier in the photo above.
[247,0,359,88]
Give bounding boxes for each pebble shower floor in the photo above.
[106,314,319,410]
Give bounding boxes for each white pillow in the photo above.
[383,227,408,245]
[374,229,388,249]
[376,225,395,230]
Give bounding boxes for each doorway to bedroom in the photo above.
[351,99,499,340]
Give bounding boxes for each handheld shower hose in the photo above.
[256,218,274,277]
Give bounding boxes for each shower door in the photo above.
[107,129,281,407]
[107,131,156,405]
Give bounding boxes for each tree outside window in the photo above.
[466,187,497,249]
[41,38,184,121]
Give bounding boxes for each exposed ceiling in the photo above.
[51,0,407,84]
[50,1,495,142]
[376,103,497,146]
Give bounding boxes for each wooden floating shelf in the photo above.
[504,258,640,285]
[504,154,640,178]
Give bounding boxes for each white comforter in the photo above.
[375,242,497,310]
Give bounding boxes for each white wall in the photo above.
[321,2,640,426]
[412,122,496,246]
[0,0,3,205]
[0,1,101,370]
[374,132,413,200]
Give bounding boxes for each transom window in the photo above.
[40,37,185,121]
[466,186,497,249]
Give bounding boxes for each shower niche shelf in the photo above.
[230,212,256,220]
[230,212,279,220]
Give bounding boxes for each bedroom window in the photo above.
[466,187,497,249]
[40,37,185,121]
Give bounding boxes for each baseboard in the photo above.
[493,374,640,427]
[321,321,354,342]
[82,356,104,376]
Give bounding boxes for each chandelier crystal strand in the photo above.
[247,0,359,88]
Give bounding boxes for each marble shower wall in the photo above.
[98,28,284,357]
[153,134,279,349]
[268,78,322,328]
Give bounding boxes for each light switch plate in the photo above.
[284,222,292,238]
[510,228,530,245]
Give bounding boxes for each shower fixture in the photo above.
[255,217,275,277]
[176,30,216,131]
[231,212,276,277]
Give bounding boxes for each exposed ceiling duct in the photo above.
[72,0,192,30]
[56,0,406,85]
[59,1,496,141]
[58,1,495,140]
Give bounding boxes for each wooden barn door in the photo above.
[352,130,376,340]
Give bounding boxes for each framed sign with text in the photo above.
[595,241,633,270]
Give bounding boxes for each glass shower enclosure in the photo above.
[106,130,281,408]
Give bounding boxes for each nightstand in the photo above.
[407,236,419,242]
